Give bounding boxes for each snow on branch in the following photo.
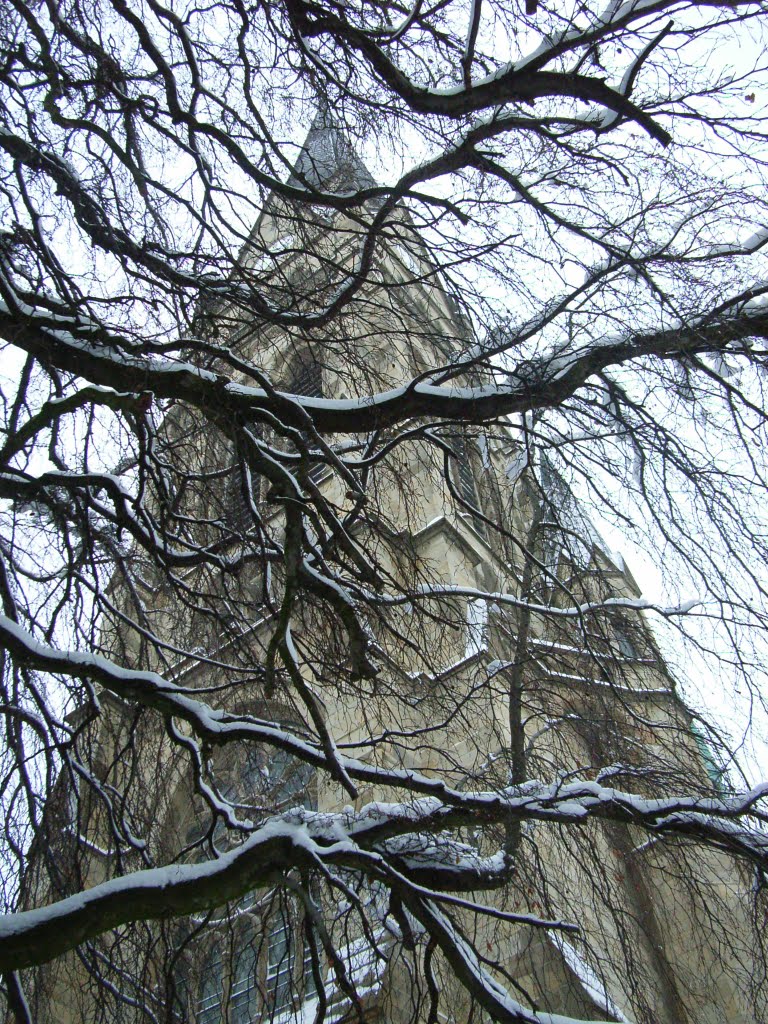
[4,777,766,976]
[2,613,766,857]
[4,290,768,443]
[366,583,701,621]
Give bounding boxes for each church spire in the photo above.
[287,103,377,193]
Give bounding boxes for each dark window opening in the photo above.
[285,355,325,484]
[287,358,323,400]
[612,621,639,660]
[691,724,728,793]
[224,424,264,534]
[449,431,486,538]
[224,465,254,534]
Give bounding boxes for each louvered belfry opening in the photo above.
[450,430,486,538]
[288,354,323,401]
[224,424,264,534]
[453,432,478,508]
[286,353,325,483]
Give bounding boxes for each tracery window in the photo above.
[235,742,316,820]
[188,900,316,1024]
[177,736,317,1023]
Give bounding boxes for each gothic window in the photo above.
[451,432,479,508]
[266,911,292,1010]
[206,739,316,847]
[266,904,317,1013]
[234,743,316,820]
[196,946,225,1024]
[611,619,638,660]
[448,431,486,537]
[286,355,323,401]
[185,900,317,1024]
[224,423,264,534]
[230,941,258,1024]
[284,353,325,484]
[179,736,317,1023]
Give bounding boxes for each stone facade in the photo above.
[25,114,765,1024]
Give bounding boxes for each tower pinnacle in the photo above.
[288,104,377,193]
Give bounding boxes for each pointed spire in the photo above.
[287,103,377,194]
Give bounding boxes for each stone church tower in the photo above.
[24,113,764,1024]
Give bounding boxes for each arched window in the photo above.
[284,352,325,485]
[218,740,316,827]
[285,353,323,401]
[187,897,317,1024]
[223,423,264,534]
[178,735,318,1023]
[448,430,486,538]
[196,946,225,1024]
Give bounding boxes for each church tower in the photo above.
[24,112,764,1024]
